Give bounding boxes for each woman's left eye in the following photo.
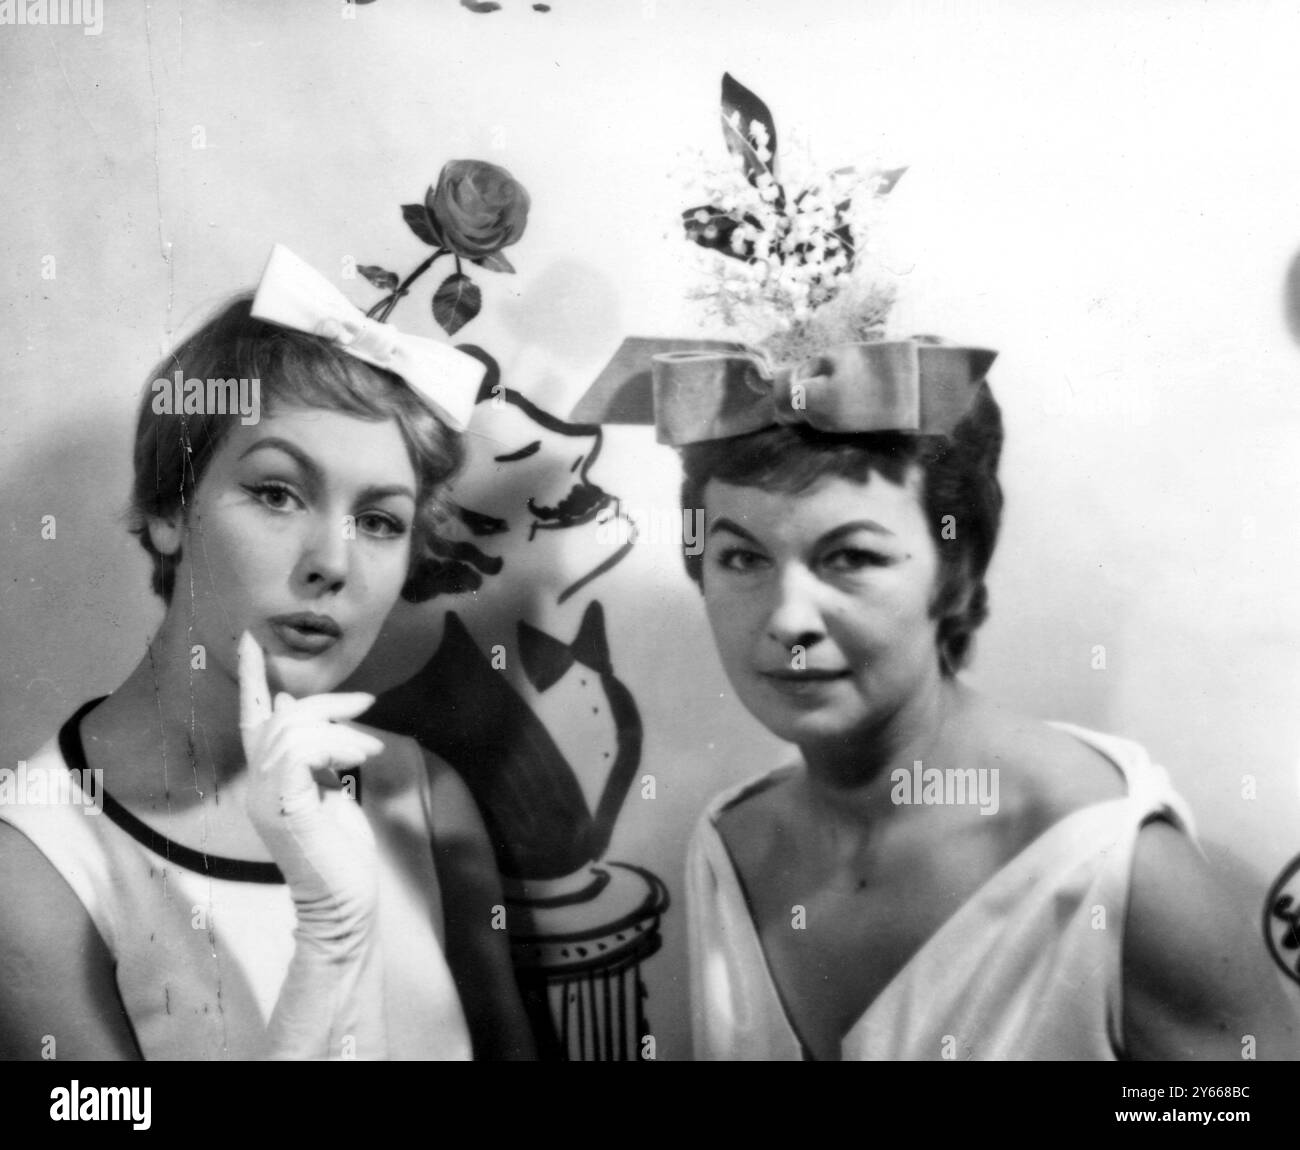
[821,547,891,573]
[356,511,408,539]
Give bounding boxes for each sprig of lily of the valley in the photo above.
[359,159,531,335]
[683,74,907,360]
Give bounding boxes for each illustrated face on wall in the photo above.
[465,392,608,536]
[433,355,635,605]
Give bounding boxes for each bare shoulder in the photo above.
[414,744,497,874]
[412,750,536,1060]
[415,745,492,843]
[352,724,448,800]
[351,728,493,848]
[1123,819,1299,1059]
[0,822,140,1059]
[963,694,1129,831]
[712,766,802,876]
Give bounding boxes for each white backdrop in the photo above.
[3,0,1299,1058]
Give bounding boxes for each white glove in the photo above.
[237,631,389,1060]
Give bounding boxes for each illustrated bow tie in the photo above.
[250,243,485,430]
[518,605,612,693]
[572,336,998,445]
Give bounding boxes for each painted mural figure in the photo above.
[351,161,670,1060]
[367,350,668,1061]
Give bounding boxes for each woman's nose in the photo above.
[296,513,350,594]
[765,565,826,652]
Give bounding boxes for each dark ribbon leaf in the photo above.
[432,272,482,336]
[831,220,857,274]
[471,250,516,274]
[402,201,443,247]
[683,205,753,261]
[357,265,399,292]
[721,72,779,187]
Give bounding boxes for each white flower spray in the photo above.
[682,76,903,366]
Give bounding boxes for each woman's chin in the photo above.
[738,692,860,747]
[264,651,356,699]
[769,714,859,748]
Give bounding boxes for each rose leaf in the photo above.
[471,250,516,274]
[357,265,399,292]
[432,272,482,336]
[402,202,443,247]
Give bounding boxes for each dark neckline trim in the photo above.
[62,698,285,885]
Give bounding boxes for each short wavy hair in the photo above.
[128,294,465,603]
[678,382,1004,676]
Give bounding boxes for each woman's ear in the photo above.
[146,509,185,557]
[928,559,973,622]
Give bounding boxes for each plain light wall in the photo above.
[3,0,1299,1056]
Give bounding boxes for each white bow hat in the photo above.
[250,243,485,430]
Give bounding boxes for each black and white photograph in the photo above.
[0,0,1297,1119]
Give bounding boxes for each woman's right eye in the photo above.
[716,546,770,573]
[244,482,302,512]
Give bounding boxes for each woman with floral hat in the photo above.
[673,354,1296,1060]
[578,75,1299,1061]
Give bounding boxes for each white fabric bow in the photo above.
[250,243,484,430]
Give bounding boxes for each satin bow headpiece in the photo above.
[250,243,485,431]
[571,336,997,445]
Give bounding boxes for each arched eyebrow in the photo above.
[708,516,897,546]
[359,484,418,504]
[708,516,759,544]
[238,438,415,503]
[820,520,896,541]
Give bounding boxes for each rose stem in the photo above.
[367,249,445,323]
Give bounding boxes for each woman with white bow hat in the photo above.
[0,245,534,1060]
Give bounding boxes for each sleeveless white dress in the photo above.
[0,700,472,1060]
[686,723,1196,1060]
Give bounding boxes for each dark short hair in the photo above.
[679,382,1004,675]
[128,294,464,603]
